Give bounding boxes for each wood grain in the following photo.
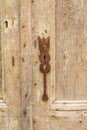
[20,0,32,130]
[32,0,87,130]
[55,0,87,100]
[2,0,22,129]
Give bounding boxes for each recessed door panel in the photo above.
[55,0,87,100]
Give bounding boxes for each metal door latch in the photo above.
[38,36,50,102]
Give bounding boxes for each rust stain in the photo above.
[5,21,8,28]
[34,40,37,48]
[45,30,48,33]
[31,0,34,3]
[79,120,82,124]
[32,28,34,31]
[12,17,15,26]
[22,57,25,62]
[34,83,37,86]
[23,110,27,117]
[12,56,15,66]
[33,120,36,124]
[23,43,26,48]
[52,85,54,88]
[22,25,25,28]
[25,93,28,98]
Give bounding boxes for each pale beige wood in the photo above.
[55,0,87,100]
[0,0,3,100]
[0,0,33,129]
[0,1,9,129]
[2,0,22,129]
[51,100,87,111]
[49,111,87,130]
[32,0,87,130]
[0,1,6,103]
[1,0,87,129]
[20,0,32,130]
[31,0,55,130]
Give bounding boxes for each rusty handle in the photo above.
[38,37,50,102]
[42,73,48,101]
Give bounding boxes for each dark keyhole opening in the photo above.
[5,21,8,28]
[44,56,46,60]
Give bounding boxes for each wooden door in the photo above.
[31,0,87,130]
[0,0,32,130]
[1,0,87,130]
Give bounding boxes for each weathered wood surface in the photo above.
[1,0,22,129]
[56,0,87,100]
[0,0,33,129]
[0,1,2,99]
[31,0,55,130]
[1,0,87,130]
[32,0,87,130]
[4,0,22,129]
[20,0,32,130]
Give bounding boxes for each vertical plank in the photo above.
[20,0,33,130]
[2,0,22,129]
[31,0,55,130]
[0,0,3,100]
